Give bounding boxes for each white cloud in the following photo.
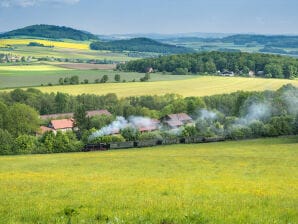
[0,0,80,7]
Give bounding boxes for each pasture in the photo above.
[0,64,194,88]
[21,76,298,97]
[0,137,297,223]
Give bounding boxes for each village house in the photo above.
[137,119,160,133]
[38,118,74,135]
[49,119,74,133]
[162,113,193,129]
[39,109,111,120]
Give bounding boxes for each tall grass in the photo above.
[0,137,297,223]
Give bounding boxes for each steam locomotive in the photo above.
[83,136,225,152]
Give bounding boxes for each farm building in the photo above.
[38,118,75,135]
[40,109,111,120]
[162,113,193,129]
[137,119,160,132]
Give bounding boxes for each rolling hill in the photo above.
[0,24,98,41]
[90,37,195,54]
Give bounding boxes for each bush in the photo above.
[14,134,38,154]
[91,135,125,144]
[121,127,140,141]
[138,131,162,141]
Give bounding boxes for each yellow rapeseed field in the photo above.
[0,38,90,50]
[33,76,298,97]
[0,137,297,223]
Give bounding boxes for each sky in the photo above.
[0,0,297,35]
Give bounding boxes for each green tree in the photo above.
[0,101,8,130]
[7,103,39,137]
[114,74,121,82]
[59,78,64,85]
[74,105,89,131]
[264,63,283,78]
[14,134,37,154]
[100,75,109,83]
[70,75,79,84]
[120,127,140,141]
[0,129,14,154]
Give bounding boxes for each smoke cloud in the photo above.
[282,88,298,115]
[89,116,159,141]
[199,109,217,120]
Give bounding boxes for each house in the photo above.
[162,113,193,129]
[86,109,111,117]
[39,109,112,120]
[38,126,54,135]
[40,113,73,120]
[145,67,154,73]
[137,119,160,132]
[49,119,74,133]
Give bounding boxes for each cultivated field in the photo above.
[0,38,90,50]
[20,76,298,97]
[0,38,136,61]
[0,137,297,223]
[0,64,68,71]
[56,63,117,70]
[0,66,194,89]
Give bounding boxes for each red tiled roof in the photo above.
[167,113,192,122]
[40,110,111,120]
[50,119,74,130]
[39,126,53,134]
[165,119,183,128]
[87,110,111,117]
[40,113,73,120]
[139,126,158,132]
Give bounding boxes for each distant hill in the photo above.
[0,24,98,41]
[222,34,298,48]
[90,38,195,54]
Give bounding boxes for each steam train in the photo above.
[83,136,225,152]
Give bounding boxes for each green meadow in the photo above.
[0,137,297,223]
[0,64,194,89]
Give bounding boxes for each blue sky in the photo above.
[0,0,297,35]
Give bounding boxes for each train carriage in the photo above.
[108,141,135,150]
[134,139,159,148]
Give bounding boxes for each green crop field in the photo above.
[0,137,297,223]
[9,76,298,97]
[0,65,194,89]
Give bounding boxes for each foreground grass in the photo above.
[17,76,298,97]
[0,137,297,223]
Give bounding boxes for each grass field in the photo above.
[0,137,297,223]
[0,66,194,89]
[11,76,298,97]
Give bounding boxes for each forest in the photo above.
[118,51,298,79]
[90,38,194,54]
[0,24,98,41]
[0,84,297,155]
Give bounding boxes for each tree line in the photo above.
[117,52,298,79]
[0,84,297,155]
